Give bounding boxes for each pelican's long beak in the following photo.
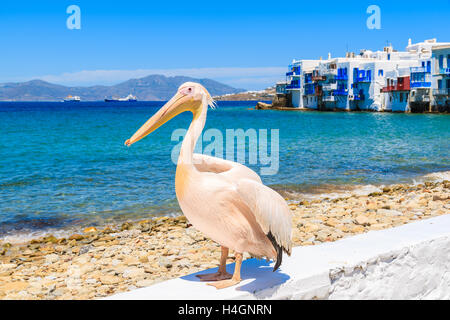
[125,93,191,146]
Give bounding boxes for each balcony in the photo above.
[433,89,450,96]
[322,83,337,91]
[349,94,363,101]
[335,75,348,81]
[324,68,338,75]
[382,85,395,92]
[355,75,371,83]
[286,71,301,77]
[286,83,301,90]
[333,89,348,96]
[410,66,429,73]
[410,81,431,88]
[312,75,327,82]
[323,96,335,102]
[304,85,316,95]
[439,67,450,75]
[382,85,410,92]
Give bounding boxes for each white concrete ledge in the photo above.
[107,214,450,300]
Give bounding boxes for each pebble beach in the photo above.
[0,180,448,300]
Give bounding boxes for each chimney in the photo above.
[408,38,412,46]
[328,52,331,60]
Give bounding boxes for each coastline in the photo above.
[0,178,448,300]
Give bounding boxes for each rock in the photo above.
[0,263,17,272]
[433,195,447,201]
[355,215,370,226]
[139,254,149,263]
[255,102,273,110]
[377,209,403,217]
[83,227,98,233]
[68,234,84,241]
[123,256,140,266]
[122,267,145,278]
[304,223,320,233]
[351,225,365,233]
[1,281,29,292]
[366,202,378,210]
[324,218,339,227]
[102,227,114,234]
[136,279,154,288]
[45,254,59,264]
[99,275,122,285]
[42,235,59,244]
[121,222,133,231]
[79,245,92,255]
[159,257,173,269]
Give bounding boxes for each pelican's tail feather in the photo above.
[267,231,284,272]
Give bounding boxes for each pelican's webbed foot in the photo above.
[196,271,232,281]
[207,278,241,289]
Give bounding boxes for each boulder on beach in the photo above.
[255,101,272,110]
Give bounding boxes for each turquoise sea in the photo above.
[0,101,449,239]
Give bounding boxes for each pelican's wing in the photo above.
[193,153,262,184]
[236,179,292,262]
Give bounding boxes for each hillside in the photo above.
[0,75,245,101]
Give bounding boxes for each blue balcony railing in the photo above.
[433,88,450,96]
[410,81,431,88]
[411,66,429,73]
[335,75,348,81]
[333,89,348,96]
[439,67,450,75]
[286,80,301,89]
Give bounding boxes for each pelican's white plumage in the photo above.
[125,82,292,289]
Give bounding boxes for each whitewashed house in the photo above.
[282,39,450,113]
[431,44,450,111]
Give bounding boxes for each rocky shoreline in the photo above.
[0,180,449,300]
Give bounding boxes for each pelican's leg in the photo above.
[196,246,232,281]
[207,252,242,289]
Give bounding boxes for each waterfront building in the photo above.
[431,44,450,111]
[282,39,450,112]
[382,67,411,112]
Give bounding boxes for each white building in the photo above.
[283,39,450,112]
[431,44,450,111]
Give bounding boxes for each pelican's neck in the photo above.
[178,98,207,170]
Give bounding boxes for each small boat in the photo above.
[105,94,137,102]
[63,95,81,102]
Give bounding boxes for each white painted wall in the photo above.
[106,214,450,300]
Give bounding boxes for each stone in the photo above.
[68,234,84,241]
[45,254,59,264]
[366,202,378,210]
[99,275,122,285]
[139,254,149,263]
[83,227,98,233]
[122,267,145,278]
[377,209,403,217]
[136,279,154,288]
[355,215,370,226]
[433,195,447,201]
[1,281,29,292]
[159,257,173,269]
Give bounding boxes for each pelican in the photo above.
[125,82,292,289]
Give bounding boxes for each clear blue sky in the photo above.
[0,0,448,90]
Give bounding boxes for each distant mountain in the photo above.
[0,75,246,101]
